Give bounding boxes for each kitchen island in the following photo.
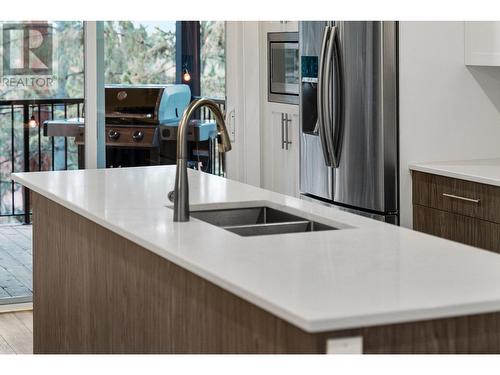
[11,166,500,353]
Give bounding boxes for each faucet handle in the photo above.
[168,190,175,203]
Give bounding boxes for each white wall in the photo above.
[225,21,261,186]
[400,21,500,227]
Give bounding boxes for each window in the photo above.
[0,21,84,219]
[0,21,84,100]
[200,21,225,99]
[0,20,226,219]
[104,21,176,84]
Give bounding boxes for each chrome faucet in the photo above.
[168,98,232,222]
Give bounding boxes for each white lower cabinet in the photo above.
[262,103,299,197]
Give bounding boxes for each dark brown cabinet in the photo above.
[412,171,500,253]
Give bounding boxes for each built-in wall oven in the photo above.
[268,32,299,105]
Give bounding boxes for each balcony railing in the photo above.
[192,96,227,177]
[0,98,84,224]
[192,96,226,120]
[0,97,226,223]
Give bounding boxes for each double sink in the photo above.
[191,205,337,237]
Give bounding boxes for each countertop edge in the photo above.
[306,300,500,333]
[409,163,500,187]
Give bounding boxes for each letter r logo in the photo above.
[2,23,53,75]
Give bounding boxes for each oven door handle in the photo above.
[316,25,334,167]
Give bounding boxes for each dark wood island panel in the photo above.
[32,192,500,353]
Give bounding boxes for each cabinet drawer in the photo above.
[413,205,500,253]
[412,171,500,224]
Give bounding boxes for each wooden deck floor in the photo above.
[0,225,32,300]
[0,310,33,354]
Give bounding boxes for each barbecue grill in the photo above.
[44,84,192,168]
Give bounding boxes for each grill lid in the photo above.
[105,84,191,125]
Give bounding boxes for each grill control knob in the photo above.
[108,130,120,140]
[132,130,144,142]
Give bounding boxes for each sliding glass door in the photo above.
[0,20,226,305]
[0,21,85,305]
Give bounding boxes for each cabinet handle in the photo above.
[285,114,289,150]
[442,193,480,204]
[283,113,292,150]
[281,113,285,149]
[286,116,289,150]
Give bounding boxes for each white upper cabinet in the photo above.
[266,21,298,33]
[283,21,298,32]
[465,22,500,66]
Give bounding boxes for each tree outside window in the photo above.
[200,21,225,99]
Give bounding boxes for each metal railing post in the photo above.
[22,104,30,224]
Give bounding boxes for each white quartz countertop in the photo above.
[12,166,500,333]
[409,158,500,186]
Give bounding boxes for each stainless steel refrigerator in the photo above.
[299,21,399,224]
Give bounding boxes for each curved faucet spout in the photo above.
[170,98,232,222]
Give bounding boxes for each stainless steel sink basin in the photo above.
[190,206,337,236]
[191,206,302,226]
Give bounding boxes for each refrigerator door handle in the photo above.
[322,26,337,167]
[316,25,333,166]
[329,25,344,168]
